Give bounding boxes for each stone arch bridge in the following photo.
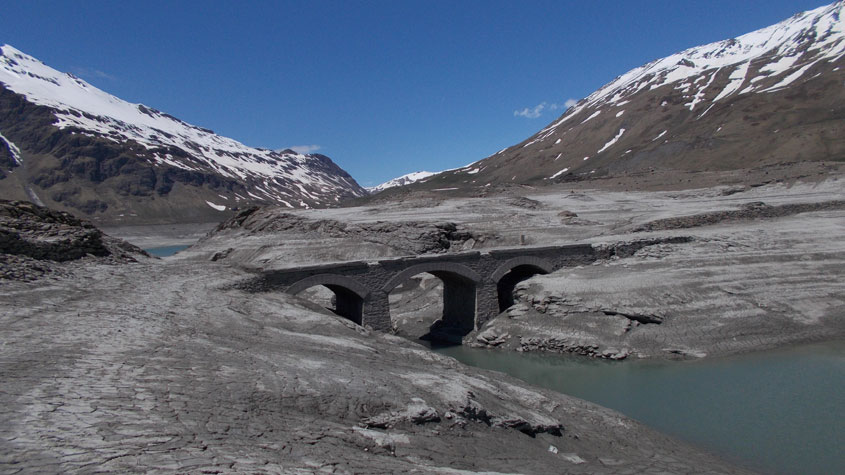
[243,244,596,338]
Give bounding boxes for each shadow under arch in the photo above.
[382,262,482,343]
[491,256,554,312]
[287,274,371,325]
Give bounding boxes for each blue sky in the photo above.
[0,0,829,186]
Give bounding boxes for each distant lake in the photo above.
[144,244,190,257]
[432,340,845,474]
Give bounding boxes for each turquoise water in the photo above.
[432,341,845,474]
[144,244,190,257]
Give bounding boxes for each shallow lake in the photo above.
[431,340,844,474]
[144,244,190,257]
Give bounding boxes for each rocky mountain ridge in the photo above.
[0,45,365,224]
[409,1,845,192]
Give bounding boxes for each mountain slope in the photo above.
[0,45,365,224]
[419,1,845,192]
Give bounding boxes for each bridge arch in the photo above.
[382,262,482,293]
[382,262,482,343]
[287,274,371,325]
[491,256,554,312]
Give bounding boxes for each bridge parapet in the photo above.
[259,260,370,290]
[377,250,482,269]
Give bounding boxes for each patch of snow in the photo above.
[615,110,625,117]
[583,156,590,161]
[580,110,601,124]
[0,131,22,164]
[25,187,45,207]
[696,103,716,119]
[685,69,719,110]
[760,60,819,92]
[652,130,667,141]
[554,138,561,144]
[761,55,801,74]
[205,200,226,211]
[714,62,751,101]
[739,85,756,94]
[522,136,543,148]
[550,168,569,179]
[597,128,626,154]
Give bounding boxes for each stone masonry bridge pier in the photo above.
[244,244,597,341]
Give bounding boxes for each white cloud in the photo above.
[514,99,578,119]
[288,144,322,154]
[514,103,547,118]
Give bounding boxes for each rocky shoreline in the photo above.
[0,200,751,473]
[466,199,845,360]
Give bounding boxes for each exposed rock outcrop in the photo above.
[632,200,845,232]
[203,206,499,264]
[0,199,148,280]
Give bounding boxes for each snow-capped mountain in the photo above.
[0,45,365,223]
[418,1,845,191]
[366,171,435,193]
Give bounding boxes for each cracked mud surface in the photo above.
[0,259,747,473]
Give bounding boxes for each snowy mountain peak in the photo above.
[538,1,844,136]
[411,1,845,193]
[0,44,365,214]
[367,171,435,193]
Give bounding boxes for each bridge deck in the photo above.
[244,243,597,337]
